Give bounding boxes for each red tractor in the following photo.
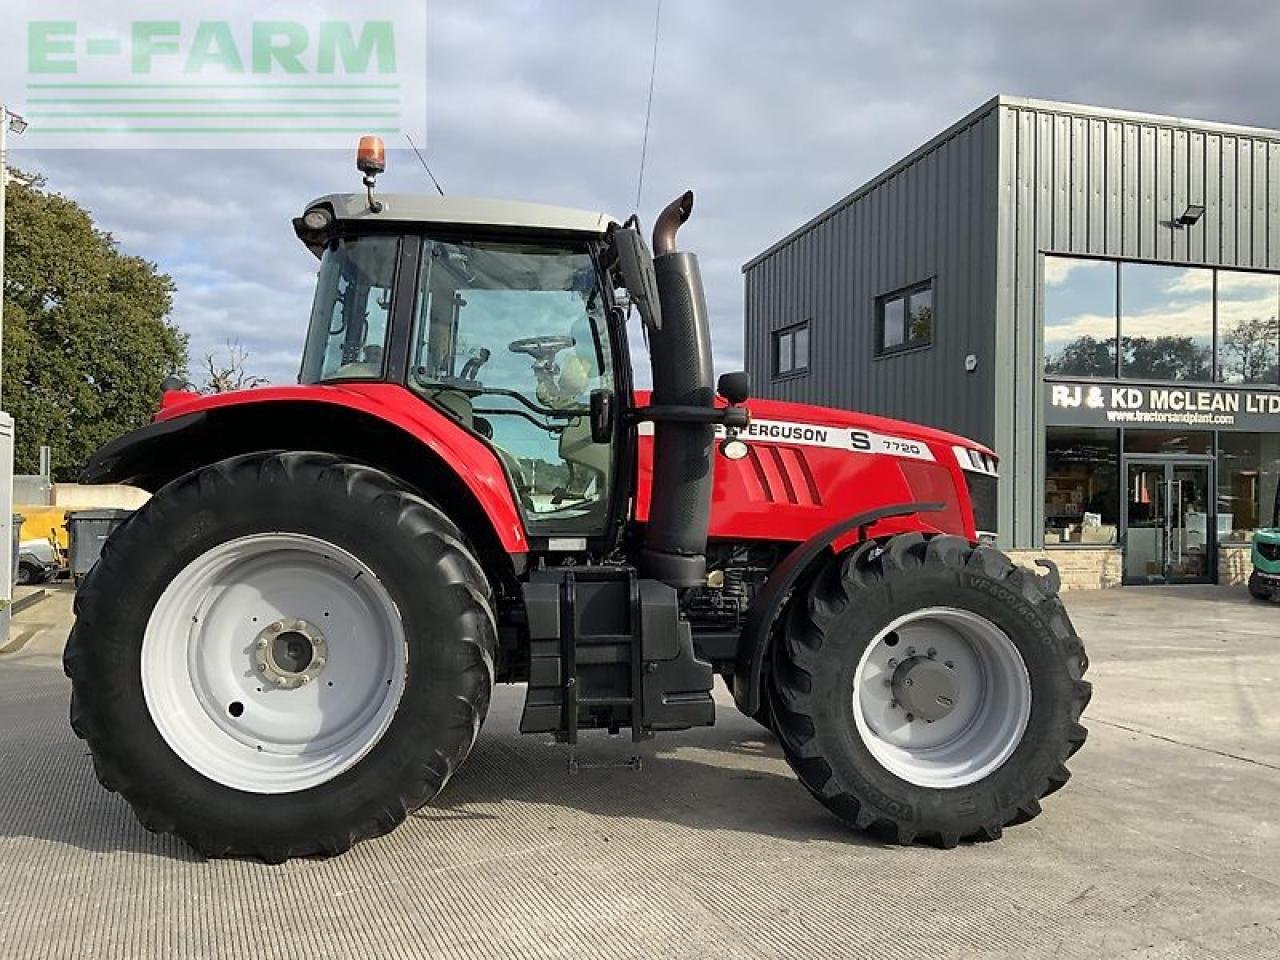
[65,141,1089,862]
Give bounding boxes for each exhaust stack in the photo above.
[640,191,716,588]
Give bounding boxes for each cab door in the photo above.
[406,235,621,540]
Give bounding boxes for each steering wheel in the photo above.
[508,335,575,365]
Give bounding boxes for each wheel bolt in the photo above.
[927,647,937,659]
[904,678,914,687]
[945,660,955,670]
[256,664,265,671]
[907,647,916,656]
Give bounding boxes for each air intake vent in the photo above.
[740,446,822,505]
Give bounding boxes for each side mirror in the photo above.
[717,371,751,405]
[609,221,663,331]
[589,389,615,443]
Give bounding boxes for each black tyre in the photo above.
[64,452,496,862]
[769,533,1090,847]
[1248,572,1274,601]
[16,560,37,586]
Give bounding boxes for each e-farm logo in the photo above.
[5,2,426,149]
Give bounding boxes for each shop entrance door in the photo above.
[1123,459,1214,584]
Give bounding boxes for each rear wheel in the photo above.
[769,533,1090,847]
[16,561,37,585]
[64,452,496,861]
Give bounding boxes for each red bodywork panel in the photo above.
[633,393,987,551]
[155,384,992,556]
[155,383,531,553]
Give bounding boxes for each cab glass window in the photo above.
[411,238,614,535]
[300,235,398,383]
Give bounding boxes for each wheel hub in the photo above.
[851,606,1032,789]
[253,618,327,689]
[891,656,957,723]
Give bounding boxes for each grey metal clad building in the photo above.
[744,95,1280,588]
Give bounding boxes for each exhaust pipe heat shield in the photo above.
[641,192,715,588]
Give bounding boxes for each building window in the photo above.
[1045,427,1119,545]
[1044,256,1280,385]
[1216,271,1280,384]
[877,281,933,355]
[1120,264,1213,382]
[772,322,809,377]
[1122,430,1214,456]
[1044,258,1118,377]
[1218,433,1280,543]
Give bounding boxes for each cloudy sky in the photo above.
[11,0,1280,386]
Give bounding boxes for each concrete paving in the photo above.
[1,582,1277,959]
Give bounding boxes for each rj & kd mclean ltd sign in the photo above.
[1046,381,1280,432]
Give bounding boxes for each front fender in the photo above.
[732,501,945,716]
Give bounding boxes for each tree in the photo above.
[1045,335,1114,377]
[1219,314,1280,383]
[1121,335,1211,381]
[2,169,188,479]
[1046,333,1215,381]
[201,339,268,393]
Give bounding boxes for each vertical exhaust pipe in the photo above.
[641,191,716,588]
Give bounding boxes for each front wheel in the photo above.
[1248,571,1274,601]
[769,533,1090,847]
[64,452,496,861]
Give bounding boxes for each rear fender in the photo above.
[732,501,945,716]
[82,395,528,576]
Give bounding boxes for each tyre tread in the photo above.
[64,451,495,862]
[768,532,1090,848]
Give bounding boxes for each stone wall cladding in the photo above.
[1007,548,1122,591]
[1218,545,1252,586]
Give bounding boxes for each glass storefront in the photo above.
[1043,255,1280,582]
[1045,426,1280,582]
[1044,428,1119,545]
[1216,433,1280,543]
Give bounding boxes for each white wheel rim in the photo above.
[851,606,1031,789]
[141,533,408,794]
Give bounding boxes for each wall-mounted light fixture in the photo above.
[1176,203,1205,227]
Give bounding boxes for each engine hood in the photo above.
[741,397,996,458]
[632,390,994,459]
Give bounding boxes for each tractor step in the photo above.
[519,566,715,744]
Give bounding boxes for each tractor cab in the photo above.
[293,189,625,538]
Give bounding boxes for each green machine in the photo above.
[1249,486,1280,600]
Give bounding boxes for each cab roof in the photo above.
[299,193,617,255]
